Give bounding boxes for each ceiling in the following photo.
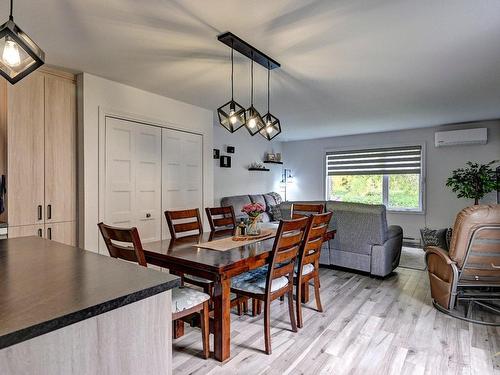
[7,0,500,141]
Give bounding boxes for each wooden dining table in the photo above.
[143,225,335,362]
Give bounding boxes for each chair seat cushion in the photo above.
[185,274,212,284]
[231,269,289,294]
[172,287,210,314]
[295,263,315,276]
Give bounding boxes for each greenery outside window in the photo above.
[326,146,424,212]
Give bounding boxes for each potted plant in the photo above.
[241,203,265,235]
[446,160,499,205]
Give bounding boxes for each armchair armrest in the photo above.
[387,225,402,240]
[425,246,456,309]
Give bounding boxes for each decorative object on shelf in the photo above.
[220,155,231,168]
[266,153,277,162]
[213,149,220,159]
[281,169,293,201]
[446,160,499,205]
[217,40,246,133]
[0,0,45,84]
[260,64,281,140]
[249,161,266,169]
[216,32,281,140]
[245,53,265,136]
[276,153,282,162]
[241,202,265,235]
[227,146,235,154]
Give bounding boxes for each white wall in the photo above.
[78,73,213,252]
[213,125,283,204]
[282,121,500,239]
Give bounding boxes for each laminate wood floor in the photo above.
[172,267,500,375]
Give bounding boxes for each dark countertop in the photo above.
[0,237,180,349]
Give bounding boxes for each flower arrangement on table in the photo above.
[242,203,265,235]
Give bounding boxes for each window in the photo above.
[326,145,423,212]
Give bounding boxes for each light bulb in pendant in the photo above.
[266,125,273,134]
[2,39,21,67]
[229,109,237,125]
[248,118,256,128]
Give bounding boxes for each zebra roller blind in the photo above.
[326,145,422,176]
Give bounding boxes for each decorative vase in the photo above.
[247,214,262,235]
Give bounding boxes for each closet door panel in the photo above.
[8,225,44,239]
[7,73,44,226]
[44,75,77,223]
[45,221,76,246]
[134,124,161,243]
[105,118,136,228]
[161,129,203,239]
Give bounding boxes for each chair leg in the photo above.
[200,301,210,359]
[252,299,262,316]
[264,300,271,355]
[237,300,243,316]
[287,289,298,333]
[301,282,310,303]
[243,297,248,314]
[296,280,303,329]
[314,273,323,313]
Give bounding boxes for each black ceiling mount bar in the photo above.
[217,32,280,70]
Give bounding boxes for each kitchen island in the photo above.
[0,237,180,375]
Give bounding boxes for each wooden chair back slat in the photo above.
[265,218,309,293]
[205,206,237,232]
[297,212,332,272]
[98,222,147,267]
[292,203,324,219]
[165,208,203,239]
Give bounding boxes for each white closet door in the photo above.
[105,117,162,242]
[162,128,203,239]
[134,124,162,242]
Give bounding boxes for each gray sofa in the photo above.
[220,193,403,277]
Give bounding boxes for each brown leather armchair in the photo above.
[425,204,500,324]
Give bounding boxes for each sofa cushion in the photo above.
[221,195,252,220]
[325,201,388,255]
[269,204,283,221]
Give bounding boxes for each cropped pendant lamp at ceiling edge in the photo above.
[259,62,281,141]
[216,41,246,133]
[245,52,265,136]
[0,0,45,84]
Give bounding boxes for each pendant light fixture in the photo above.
[245,52,265,136]
[0,0,45,84]
[260,64,281,140]
[217,42,246,133]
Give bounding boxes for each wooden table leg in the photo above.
[301,282,310,303]
[213,277,231,362]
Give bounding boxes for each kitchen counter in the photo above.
[0,237,179,374]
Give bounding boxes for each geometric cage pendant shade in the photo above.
[217,100,246,133]
[260,112,281,141]
[0,17,45,84]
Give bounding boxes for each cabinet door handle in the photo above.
[47,227,52,240]
[146,213,151,218]
[38,228,43,237]
[37,205,42,221]
[47,204,52,220]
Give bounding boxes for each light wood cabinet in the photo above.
[6,73,45,226]
[0,69,77,246]
[45,221,76,246]
[44,74,77,223]
[8,225,44,239]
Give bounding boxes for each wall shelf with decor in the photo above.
[248,167,270,171]
[263,160,283,165]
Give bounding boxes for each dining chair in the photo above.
[291,203,324,219]
[97,222,210,359]
[164,208,213,297]
[230,217,309,354]
[295,212,332,328]
[205,206,237,232]
[165,208,203,240]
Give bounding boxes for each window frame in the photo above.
[324,143,426,214]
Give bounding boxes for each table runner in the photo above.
[195,229,276,251]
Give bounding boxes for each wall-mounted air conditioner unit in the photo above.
[435,128,487,147]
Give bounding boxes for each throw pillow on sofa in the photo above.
[420,228,449,250]
[269,205,283,221]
